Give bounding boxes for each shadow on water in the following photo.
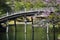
[0,24,6,40]
[0,24,60,40]
[0,24,6,32]
[0,32,7,40]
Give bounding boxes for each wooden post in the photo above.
[6,12,9,33]
[52,19,55,40]
[14,19,17,40]
[14,19,17,32]
[6,21,9,33]
[6,12,9,40]
[6,21,9,40]
[31,16,34,40]
[53,24,55,40]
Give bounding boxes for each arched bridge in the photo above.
[0,7,60,23]
[0,8,60,40]
[0,7,56,23]
[0,10,38,23]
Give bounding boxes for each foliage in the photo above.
[14,1,24,11]
[55,4,60,12]
[48,12,60,25]
[0,0,11,16]
[14,1,47,11]
[24,2,33,10]
[33,1,46,9]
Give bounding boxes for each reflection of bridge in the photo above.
[0,8,60,40]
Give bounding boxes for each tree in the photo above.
[0,0,11,16]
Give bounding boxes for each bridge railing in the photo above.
[0,7,55,19]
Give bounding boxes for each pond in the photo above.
[0,24,60,40]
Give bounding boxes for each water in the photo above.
[0,24,32,40]
[0,24,60,40]
[0,32,6,40]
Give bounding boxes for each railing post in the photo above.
[6,12,9,33]
[31,16,34,40]
[6,13,8,32]
[6,12,9,40]
[6,21,9,40]
[14,19,17,32]
[53,24,55,40]
[14,19,17,40]
[52,19,55,40]
[6,21,9,33]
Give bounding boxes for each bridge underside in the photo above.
[0,23,6,32]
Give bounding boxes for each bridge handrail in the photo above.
[0,7,55,19]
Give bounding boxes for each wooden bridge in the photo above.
[0,8,60,40]
[0,7,55,23]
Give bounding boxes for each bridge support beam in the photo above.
[14,19,17,32]
[14,19,17,40]
[52,19,55,40]
[31,17,34,40]
[6,21,9,40]
[53,24,55,40]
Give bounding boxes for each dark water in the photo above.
[0,24,60,40]
[0,24,32,40]
[0,32,6,40]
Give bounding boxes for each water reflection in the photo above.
[0,32,16,40]
[0,24,59,40]
[0,27,16,40]
[6,32,9,40]
[0,32,6,40]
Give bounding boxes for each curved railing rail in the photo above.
[0,7,55,19]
